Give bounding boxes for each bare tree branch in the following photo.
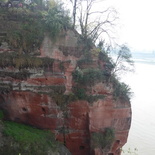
[112,45,134,75]
[68,0,118,45]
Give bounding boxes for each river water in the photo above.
[121,55,155,155]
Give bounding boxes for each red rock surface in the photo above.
[0,32,131,155]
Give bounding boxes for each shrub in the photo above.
[6,13,44,53]
[1,1,71,53]
[91,128,115,150]
[72,69,83,83]
[49,85,66,94]
[72,68,106,86]
[98,51,112,65]
[0,110,4,119]
[111,76,132,101]
[73,87,86,100]
[51,93,77,108]
[50,86,105,107]
[73,87,105,104]
[44,2,71,39]
[86,94,105,103]
[0,52,54,69]
[77,58,94,69]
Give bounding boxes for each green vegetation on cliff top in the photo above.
[0,1,71,53]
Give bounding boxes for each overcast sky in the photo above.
[108,0,155,52]
[65,0,155,52]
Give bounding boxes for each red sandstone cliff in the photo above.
[0,30,131,155]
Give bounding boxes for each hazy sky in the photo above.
[66,0,155,52]
[108,0,155,52]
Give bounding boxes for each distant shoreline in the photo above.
[133,59,155,65]
[132,52,155,65]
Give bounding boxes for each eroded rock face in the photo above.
[0,31,131,155]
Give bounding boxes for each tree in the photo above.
[112,45,134,75]
[97,40,111,54]
[44,1,71,38]
[69,0,78,29]
[67,0,118,44]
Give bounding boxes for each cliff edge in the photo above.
[0,8,131,155]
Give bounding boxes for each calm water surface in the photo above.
[122,61,155,155]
